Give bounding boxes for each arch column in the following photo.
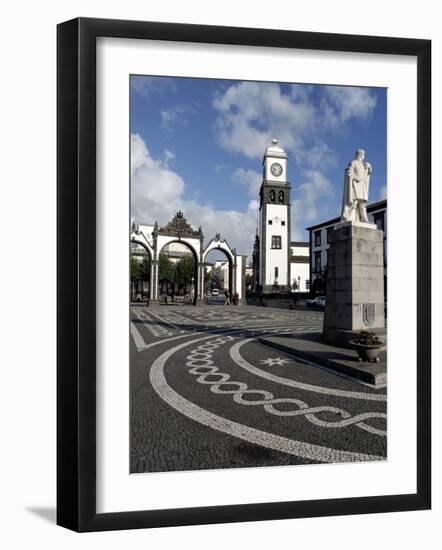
[197,262,205,302]
[150,260,159,304]
[239,255,247,304]
[232,258,237,297]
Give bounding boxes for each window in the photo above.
[278,190,284,203]
[271,236,282,249]
[373,212,385,231]
[274,267,279,280]
[314,230,321,246]
[314,251,322,273]
[269,189,275,203]
[326,227,333,244]
[326,249,329,267]
[281,220,286,226]
[268,219,272,225]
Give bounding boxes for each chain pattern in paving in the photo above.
[130,305,387,473]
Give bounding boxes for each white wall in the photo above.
[137,224,154,242]
[156,234,201,261]
[264,156,287,182]
[264,203,289,285]
[213,262,229,290]
[290,262,310,292]
[291,244,309,257]
[1,2,440,549]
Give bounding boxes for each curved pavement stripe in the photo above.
[132,320,317,353]
[149,333,384,463]
[187,340,386,437]
[230,338,387,402]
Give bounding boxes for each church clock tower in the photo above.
[258,139,291,292]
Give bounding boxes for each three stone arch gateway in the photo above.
[130,211,246,304]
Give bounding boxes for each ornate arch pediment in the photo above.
[203,235,236,264]
[156,211,203,240]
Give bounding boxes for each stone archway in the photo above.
[152,211,204,304]
[130,213,247,305]
[130,231,156,303]
[157,239,199,305]
[203,234,246,304]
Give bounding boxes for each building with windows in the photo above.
[306,199,387,294]
[205,260,230,291]
[257,139,291,292]
[290,241,310,292]
[252,139,310,293]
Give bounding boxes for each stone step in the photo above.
[259,333,387,387]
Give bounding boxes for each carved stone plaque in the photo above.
[362,303,376,327]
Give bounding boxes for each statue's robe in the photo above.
[341,159,371,222]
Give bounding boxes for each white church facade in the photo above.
[252,139,310,293]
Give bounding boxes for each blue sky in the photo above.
[130,75,386,258]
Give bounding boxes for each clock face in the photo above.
[270,162,283,177]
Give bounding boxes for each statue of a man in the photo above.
[341,149,372,223]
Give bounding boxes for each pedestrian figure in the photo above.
[233,291,239,305]
[224,289,230,305]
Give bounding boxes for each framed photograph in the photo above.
[57,17,431,532]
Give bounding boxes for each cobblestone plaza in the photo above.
[130,305,386,473]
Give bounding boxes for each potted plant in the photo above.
[350,331,385,363]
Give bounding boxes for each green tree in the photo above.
[139,256,150,281]
[130,255,151,300]
[159,252,174,282]
[174,255,195,289]
[130,257,140,281]
[131,255,150,281]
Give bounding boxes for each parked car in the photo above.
[211,288,219,296]
[307,295,325,308]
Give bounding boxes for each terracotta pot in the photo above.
[350,341,384,363]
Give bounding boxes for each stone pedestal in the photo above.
[323,221,385,345]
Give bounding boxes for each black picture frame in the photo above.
[57,17,431,532]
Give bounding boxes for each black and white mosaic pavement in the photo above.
[130,305,387,473]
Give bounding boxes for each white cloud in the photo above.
[131,133,184,224]
[133,81,379,252]
[292,170,335,237]
[131,75,177,98]
[213,81,313,161]
[320,86,377,128]
[183,200,258,255]
[213,82,377,168]
[232,168,262,198]
[131,133,258,256]
[163,149,175,168]
[212,82,378,240]
[304,143,337,170]
[289,84,314,101]
[160,104,197,131]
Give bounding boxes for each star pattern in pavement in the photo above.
[260,357,290,367]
